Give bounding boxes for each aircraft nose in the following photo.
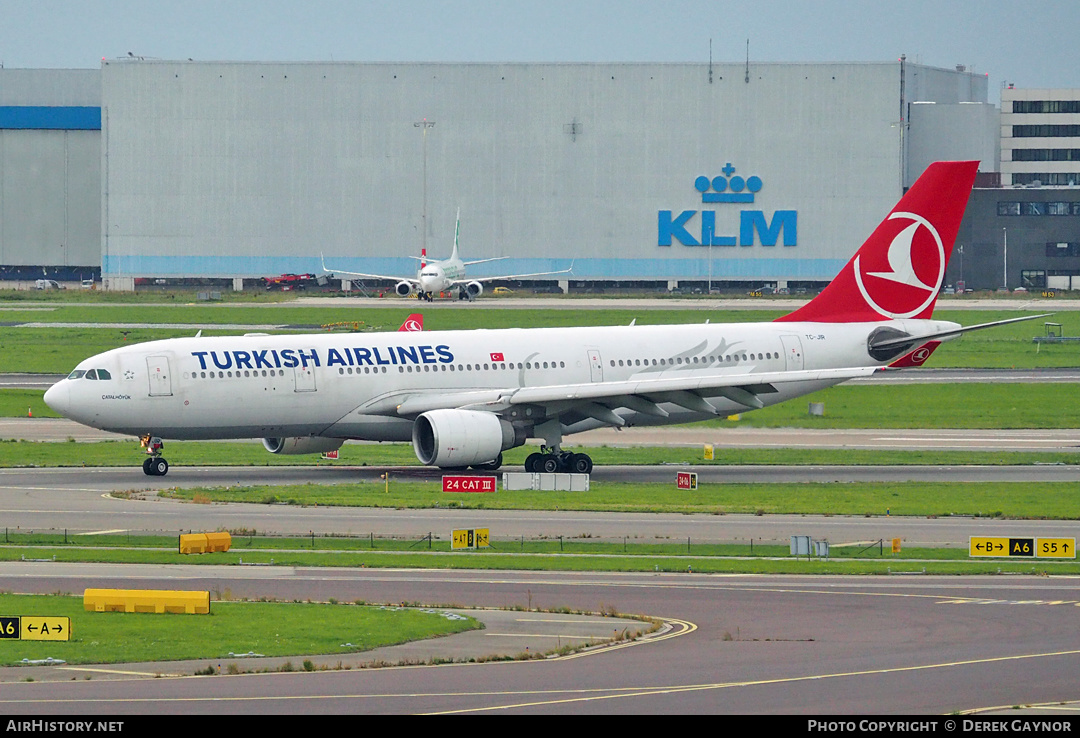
[43,381,70,416]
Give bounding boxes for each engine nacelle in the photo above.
[464,281,483,298]
[412,409,524,467]
[262,436,345,455]
[395,281,416,297]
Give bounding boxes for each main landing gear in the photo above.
[523,447,593,474]
[140,434,169,476]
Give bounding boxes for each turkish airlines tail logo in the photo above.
[865,217,939,289]
[777,161,978,324]
[398,314,424,332]
[853,212,945,319]
[888,341,941,368]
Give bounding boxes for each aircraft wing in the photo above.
[448,261,575,285]
[320,254,418,286]
[361,365,879,420]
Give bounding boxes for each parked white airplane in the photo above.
[323,210,573,301]
[45,161,1041,476]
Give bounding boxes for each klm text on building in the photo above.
[658,164,797,248]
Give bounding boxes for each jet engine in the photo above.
[412,409,524,467]
[395,281,416,297]
[464,281,483,298]
[262,436,345,455]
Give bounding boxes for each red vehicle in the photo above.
[262,273,321,291]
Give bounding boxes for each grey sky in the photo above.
[3,0,1078,102]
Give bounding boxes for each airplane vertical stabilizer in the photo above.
[450,208,462,262]
[776,160,978,324]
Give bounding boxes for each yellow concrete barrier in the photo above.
[204,531,231,552]
[83,588,210,614]
[178,531,231,554]
[179,533,208,554]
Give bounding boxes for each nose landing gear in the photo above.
[140,435,169,476]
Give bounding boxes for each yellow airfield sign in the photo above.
[451,528,490,550]
[969,537,1075,559]
[0,616,71,641]
[1036,538,1076,558]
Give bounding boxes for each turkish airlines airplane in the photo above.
[323,210,573,301]
[44,161,1039,476]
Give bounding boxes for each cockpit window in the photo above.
[68,368,110,380]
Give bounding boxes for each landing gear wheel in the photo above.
[143,457,169,476]
[540,456,560,474]
[525,452,543,473]
[569,453,593,474]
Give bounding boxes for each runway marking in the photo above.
[485,633,599,639]
[962,700,1080,715]
[936,598,1080,607]
[515,617,604,622]
[877,436,1080,444]
[12,642,1062,712]
[424,646,1080,714]
[58,666,182,677]
[0,486,115,493]
[0,618,696,707]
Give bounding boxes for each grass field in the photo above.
[2,537,1074,576]
[0,594,478,667]
[152,478,1080,518]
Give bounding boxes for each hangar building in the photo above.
[0,68,100,282]
[2,60,1003,290]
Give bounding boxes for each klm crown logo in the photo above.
[695,164,763,204]
[658,162,796,248]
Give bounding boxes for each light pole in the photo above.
[414,118,436,259]
[707,241,712,294]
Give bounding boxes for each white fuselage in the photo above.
[418,258,465,295]
[44,318,958,443]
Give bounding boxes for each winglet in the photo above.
[776,161,979,323]
[887,341,940,368]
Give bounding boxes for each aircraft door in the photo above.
[146,356,173,397]
[294,363,317,392]
[780,335,804,372]
[587,349,603,382]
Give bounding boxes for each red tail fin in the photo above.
[398,313,423,332]
[776,161,978,323]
